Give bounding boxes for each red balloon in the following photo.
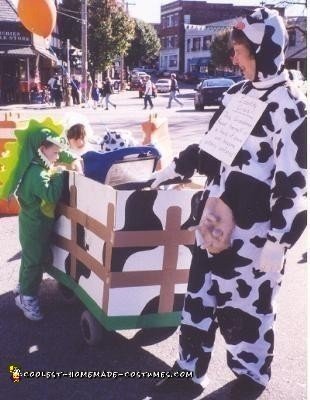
[17,0,57,38]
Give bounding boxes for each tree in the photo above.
[210,29,233,69]
[58,0,135,73]
[88,0,135,72]
[125,20,161,68]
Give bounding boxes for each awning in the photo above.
[0,44,59,62]
[33,45,58,63]
[0,45,36,56]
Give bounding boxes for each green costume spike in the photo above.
[0,117,64,200]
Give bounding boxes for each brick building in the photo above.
[159,1,283,73]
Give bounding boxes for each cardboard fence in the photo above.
[50,171,202,330]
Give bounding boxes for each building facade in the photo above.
[0,0,58,104]
[159,1,286,73]
[159,1,258,73]
[285,16,306,76]
[184,18,235,74]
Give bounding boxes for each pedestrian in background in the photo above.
[53,76,63,108]
[91,80,100,109]
[85,72,93,107]
[143,75,153,110]
[71,75,81,105]
[47,72,57,105]
[150,7,306,399]
[103,78,116,110]
[167,73,183,108]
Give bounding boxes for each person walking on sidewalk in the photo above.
[143,75,153,110]
[103,78,116,110]
[167,73,183,108]
[91,80,100,109]
[150,7,306,399]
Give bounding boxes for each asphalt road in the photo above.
[0,89,307,400]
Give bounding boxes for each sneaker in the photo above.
[15,295,43,321]
[13,283,20,295]
[230,375,266,400]
[105,108,109,110]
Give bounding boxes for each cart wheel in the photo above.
[80,310,104,346]
[57,282,77,304]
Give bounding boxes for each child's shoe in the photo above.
[15,295,43,321]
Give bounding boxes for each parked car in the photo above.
[184,72,212,84]
[155,78,171,93]
[194,78,234,110]
[155,70,172,78]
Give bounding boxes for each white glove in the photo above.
[259,240,285,273]
[150,161,182,189]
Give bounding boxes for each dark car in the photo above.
[194,78,234,110]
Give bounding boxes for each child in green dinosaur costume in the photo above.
[0,118,76,321]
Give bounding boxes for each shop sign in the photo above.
[0,22,31,46]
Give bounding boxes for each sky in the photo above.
[128,0,306,23]
[10,0,306,23]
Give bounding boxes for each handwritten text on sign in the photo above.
[199,94,267,165]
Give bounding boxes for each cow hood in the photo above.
[235,7,288,83]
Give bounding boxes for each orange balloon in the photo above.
[17,0,57,38]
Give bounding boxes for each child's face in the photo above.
[40,144,61,163]
[69,137,86,151]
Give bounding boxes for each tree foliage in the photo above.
[58,0,135,72]
[210,29,233,68]
[125,19,160,68]
[88,0,135,72]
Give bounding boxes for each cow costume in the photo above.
[152,7,306,395]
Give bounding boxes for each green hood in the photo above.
[0,118,64,199]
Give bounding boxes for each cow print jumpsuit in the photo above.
[172,8,307,388]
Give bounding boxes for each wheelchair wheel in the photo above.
[80,310,104,346]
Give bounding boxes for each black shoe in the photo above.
[143,107,147,109]
[230,375,266,400]
[114,104,117,109]
[153,363,204,397]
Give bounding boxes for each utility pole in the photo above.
[81,0,88,103]
[66,38,71,78]
[120,1,135,90]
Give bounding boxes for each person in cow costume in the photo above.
[151,7,306,399]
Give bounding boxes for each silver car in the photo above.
[155,79,171,93]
